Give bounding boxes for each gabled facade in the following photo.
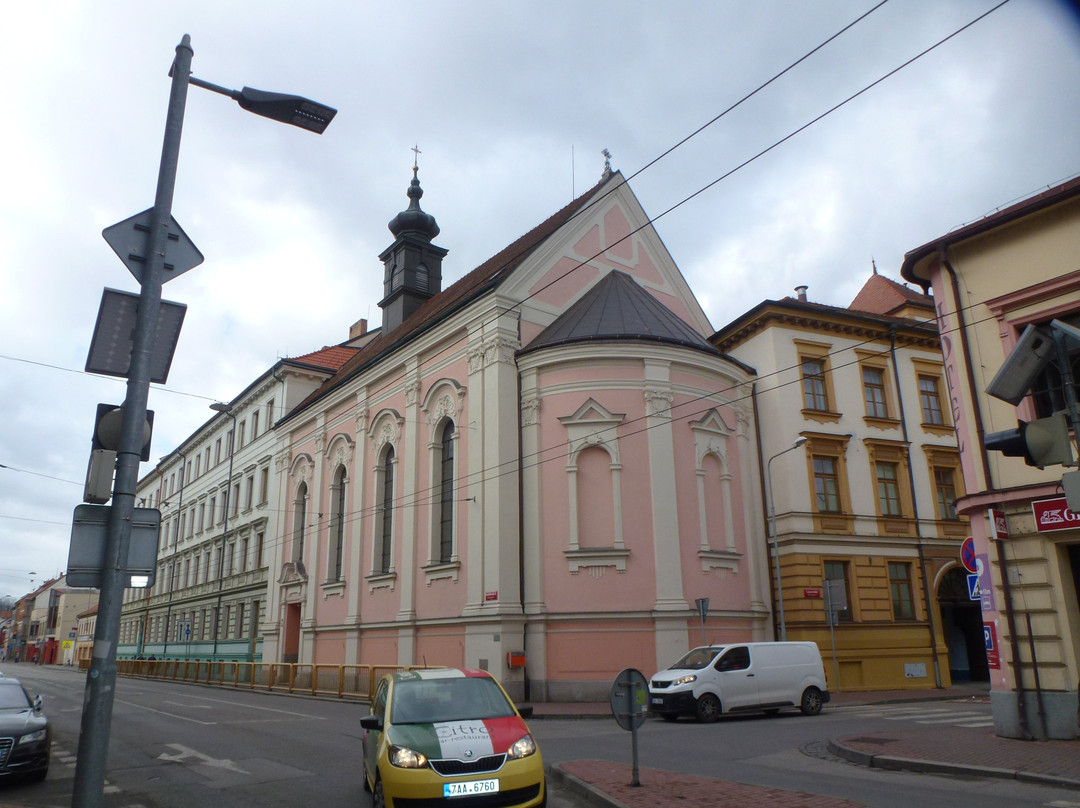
[120,347,358,661]
[902,176,1080,739]
[265,169,768,700]
[712,278,972,692]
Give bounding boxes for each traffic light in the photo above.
[83,404,155,505]
[91,403,154,461]
[984,411,1074,468]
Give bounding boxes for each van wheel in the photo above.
[695,693,721,723]
[800,687,823,716]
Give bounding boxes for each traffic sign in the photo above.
[966,573,981,601]
[960,536,978,573]
[102,209,203,284]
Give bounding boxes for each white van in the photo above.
[648,642,829,722]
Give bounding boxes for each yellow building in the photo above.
[713,274,973,692]
[902,176,1080,739]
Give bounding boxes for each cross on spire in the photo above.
[411,144,422,172]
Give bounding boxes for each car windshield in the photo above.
[670,647,724,670]
[0,686,31,710]
[391,677,516,724]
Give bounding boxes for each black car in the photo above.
[0,677,49,781]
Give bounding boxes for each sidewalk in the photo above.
[542,685,1080,808]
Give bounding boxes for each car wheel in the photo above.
[695,693,721,723]
[372,775,386,808]
[800,686,823,716]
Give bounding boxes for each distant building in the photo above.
[712,274,973,692]
[122,347,358,662]
[902,176,1080,740]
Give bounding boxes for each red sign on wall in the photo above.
[803,588,821,598]
[984,621,1001,669]
[1031,497,1080,533]
[484,591,498,601]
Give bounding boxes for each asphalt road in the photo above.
[1,665,1077,808]
[0,664,590,808]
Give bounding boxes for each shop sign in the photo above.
[1031,497,1080,533]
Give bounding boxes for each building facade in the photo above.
[902,177,1080,739]
[712,275,974,692]
[263,168,769,701]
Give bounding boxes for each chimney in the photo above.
[795,285,808,302]
[349,318,368,340]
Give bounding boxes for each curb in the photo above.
[547,763,629,808]
[826,739,1080,791]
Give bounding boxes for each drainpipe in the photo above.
[750,383,779,640]
[516,371,530,703]
[941,254,1030,739]
[888,325,942,688]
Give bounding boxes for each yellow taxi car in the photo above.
[361,668,545,807]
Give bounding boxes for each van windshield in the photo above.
[670,647,724,670]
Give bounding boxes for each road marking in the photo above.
[115,698,217,725]
[157,743,249,774]
[164,701,212,709]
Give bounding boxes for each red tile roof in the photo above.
[849,272,933,317]
[289,345,360,371]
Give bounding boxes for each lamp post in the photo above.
[210,402,236,658]
[766,437,807,642]
[72,36,333,808]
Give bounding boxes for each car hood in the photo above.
[0,708,47,735]
[388,715,530,760]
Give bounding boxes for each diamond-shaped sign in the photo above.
[102,209,203,284]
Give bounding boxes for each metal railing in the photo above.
[111,659,431,700]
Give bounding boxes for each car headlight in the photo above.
[389,744,428,769]
[672,674,697,687]
[507,733,537,760]
[18,729,47,745]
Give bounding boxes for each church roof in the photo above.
[283,175,612,421]
[520,269,726,359]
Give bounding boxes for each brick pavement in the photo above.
[555,759,865,808]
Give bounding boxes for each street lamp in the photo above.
[209,402,236,658]
[73,36,333,808]
[766,437,807,642]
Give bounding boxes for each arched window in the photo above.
[293,482,308,563]
[329,465,347,581]
[438,421,455,563]
[377,447,395,574]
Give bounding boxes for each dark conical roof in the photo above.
[520,270,722,357]
[388,167,440,239]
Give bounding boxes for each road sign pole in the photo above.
[72,37,193,808]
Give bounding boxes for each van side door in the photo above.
[712,645,758,709]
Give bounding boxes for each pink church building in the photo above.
[264,167,770,700]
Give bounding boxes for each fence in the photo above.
[110,659,428,701]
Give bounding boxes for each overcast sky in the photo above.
[2,0,1079,597]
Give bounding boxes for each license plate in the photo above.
[651,697,663,705]
[444,779,499,798]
